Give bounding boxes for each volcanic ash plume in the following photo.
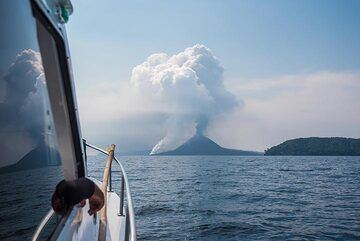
[130,44,238,154]
[0,49,47,165]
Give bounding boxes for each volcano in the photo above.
[154,134,262,156]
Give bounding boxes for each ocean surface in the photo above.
[0,166,62,241]
[1,156,358,240]
[87,156,360,241]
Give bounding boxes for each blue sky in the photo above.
[67,0,360,152]
[68,0,360,83]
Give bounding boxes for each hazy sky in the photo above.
[67,0,360,152]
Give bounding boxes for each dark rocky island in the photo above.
[154,134,262,156]
[265,137,360,156]
[0,144,61,174]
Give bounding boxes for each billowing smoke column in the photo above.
[0,49,47,166]
[131,44,238,154]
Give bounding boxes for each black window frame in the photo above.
[30,0,85,178]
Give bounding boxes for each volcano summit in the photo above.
[153,134,261,156]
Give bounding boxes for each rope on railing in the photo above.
[98,144,115,241]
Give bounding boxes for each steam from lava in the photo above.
[130,44,238,154]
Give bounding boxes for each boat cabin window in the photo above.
[0,1,77,240]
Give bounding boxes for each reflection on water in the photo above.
[0,166,63,240]
[88,155,360,241]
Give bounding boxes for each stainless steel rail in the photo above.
[31,209,55,241]
[85,142,137,241]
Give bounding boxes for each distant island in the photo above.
[0,144,61,174]
[154,134,262,156]
[265,137,360,156]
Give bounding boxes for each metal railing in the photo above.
[31,142,137,241]
[31,209,55,241]
[85,142,137,241]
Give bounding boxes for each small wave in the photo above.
[315,167,332,171]
[328,174,345,179]
[273,187,302,194]
[228,193,242,199]
[173,178,192,182]
[195,222,266,236]
[176,190,187,195]
[279,168,314,172]
[190,209,216,216]
[136,204,175,216]
[0,225,36,239]
[227,193,266,202]
[246,195,267,202]
[13,225,37,236]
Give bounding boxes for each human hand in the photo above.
[88,185,104,215]
[79,199,86,207]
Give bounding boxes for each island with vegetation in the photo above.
[264,137,360,156]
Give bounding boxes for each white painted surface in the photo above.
[56,202,99,241]
[106,192,126,241]
[56,184,126,241]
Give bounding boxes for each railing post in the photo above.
[125,206,130,241]
[83,139,87,165]
[109,165,112,192]
[119,175,125,216]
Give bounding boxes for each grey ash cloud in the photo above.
[0,49,49,166]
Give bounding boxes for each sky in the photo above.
[66,0,360,152]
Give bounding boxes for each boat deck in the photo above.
[55,184,126,241]
[106,191,126,241]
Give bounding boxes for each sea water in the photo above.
[87,156,360,241]
[1,156,358,240]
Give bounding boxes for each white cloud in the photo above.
[78,44,240,153]
[130,44,238,153]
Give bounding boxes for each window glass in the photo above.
[0,1,63,240]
